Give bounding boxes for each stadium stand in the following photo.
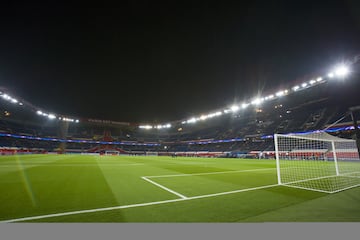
[1,76,359,157]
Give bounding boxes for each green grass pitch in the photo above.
[0,154,359,222]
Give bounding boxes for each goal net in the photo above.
[274,131,360,193]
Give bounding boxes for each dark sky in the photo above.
[1,1,360,123]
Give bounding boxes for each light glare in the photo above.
[334,65,350,77]
[292,85,300,91]
[230,105,239,112]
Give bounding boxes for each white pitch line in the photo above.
[141,177,188,199]
[46,163,144,167]
[282,184,332,194]
[0,184,278,223]
[144,167,276,178]
[0,163,144,167]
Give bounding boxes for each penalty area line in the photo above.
[0,184,278,223]
[141,176,188,199]
[144,167,276,178]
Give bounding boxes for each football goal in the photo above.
[274,131,360,193]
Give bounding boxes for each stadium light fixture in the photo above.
[200,115,207,120]
[223,109,231,114]
[316,77,323,82]
[276,91,285,97]
[267,94,274,100]
[241,103,249,109]
[328,72,334,78]
[301,82,308,88]
[230,105,239,112]
[309,80,316,85]
[139,125,153,129]
[187,117,197,123]
[334,65,350,78]
[37,110,43,115]
[251,98,263,105]
[48,114,56,119]
[292,85,300,91]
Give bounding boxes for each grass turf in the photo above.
[0,154,359,222]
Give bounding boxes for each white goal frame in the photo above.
[274,132,360,193]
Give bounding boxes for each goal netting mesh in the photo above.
[274,131,360,193]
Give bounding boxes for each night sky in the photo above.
[1,1,360,123]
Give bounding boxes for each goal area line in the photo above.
[141,168,276,199]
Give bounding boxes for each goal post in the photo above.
[274,131,360,193]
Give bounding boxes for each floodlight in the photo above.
[334,65,350,77]
[276,91,285,97]
[139,125,152,129]
[37,110,43,115]
[292,85,300,91]
[241,103,249,109]
[75,120,80,123]
[215,111,222,116]
[48,114,56,119]
[251,98,263,105]
[327,72,334,78]
[316,77,323,82]
[187,118,197,123]
[165,123,171,128]
[200,115,207,120]
[309,80,316,85]
[230,105,239,112]
[19,102,23,105]
[223,109,230,114]
[301,82,308,87]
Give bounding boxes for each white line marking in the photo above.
[0,184,278,223]
[0,163,144,167]
[144,168,275,178]
[281,184,332,194]
[330,183,360,193]
[141,177,188,199]
[283,174,339,186]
